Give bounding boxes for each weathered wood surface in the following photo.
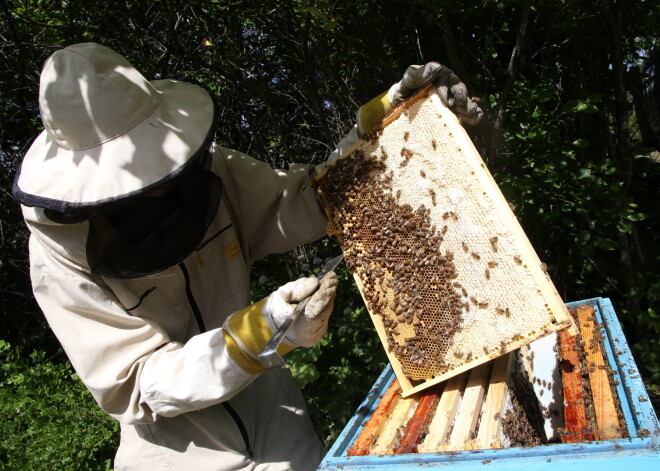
[475,353,513,449]
[347,379,402,456]
[394,386,441,454]
[559,328,595,443]
[445,363,490,450]
[576,305,622,440]
[418,373,467,453]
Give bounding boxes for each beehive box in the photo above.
[319,298,660,470]
[314,86,574,396]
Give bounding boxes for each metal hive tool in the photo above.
[314,86,574,397]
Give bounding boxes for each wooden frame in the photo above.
[316,85,575,396]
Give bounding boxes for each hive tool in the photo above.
[258,254,343,369]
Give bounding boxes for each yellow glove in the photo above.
[363,62,482,132]
[223,273,337,373]
[318,63,482,174]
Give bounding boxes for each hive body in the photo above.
[315,87,573,396]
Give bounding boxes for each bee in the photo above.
[462,241,469,253]
[431,139,437,150]
[400,148,413,167]
[488,261,498,269]
[471,252,481,261]
[420,170,426,178]
[403,131,410,141]
[485,268,490,280]
[514,255,523,265]
[489,236,498,252]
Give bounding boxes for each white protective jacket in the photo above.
[23,144,329,470]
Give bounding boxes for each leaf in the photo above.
[627,212,646,222]
[616,219,632,233]
[647,282,660,305]
[579,168,592,178]
[572,138,590,148]
[575,102,599,113]
[561,217,575,227]
[562,98,599,114]
[323,20,338,31]
[576,230,591,246]
[595,238,618,251]
[290,362,320,388]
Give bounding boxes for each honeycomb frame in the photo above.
[314,86,574,397]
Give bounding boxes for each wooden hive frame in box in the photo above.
[314,85,575,396]
[342,304,628,456]
[319,298,659,469]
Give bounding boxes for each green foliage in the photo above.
[0,341,118,470]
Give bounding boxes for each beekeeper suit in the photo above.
[12,43,481,470]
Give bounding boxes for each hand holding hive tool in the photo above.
[258,255,343,369]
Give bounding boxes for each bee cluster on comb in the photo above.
[314,87,572,396]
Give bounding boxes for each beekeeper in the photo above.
[12,43,481,470]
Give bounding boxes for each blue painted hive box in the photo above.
[319,298,659,469]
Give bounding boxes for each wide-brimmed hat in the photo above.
[12,42,216,216]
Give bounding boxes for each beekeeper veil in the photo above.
[12,42,220,278]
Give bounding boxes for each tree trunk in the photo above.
[488,0,532,165]
[597,0,637,316]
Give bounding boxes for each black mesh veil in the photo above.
[84,150,221,278]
